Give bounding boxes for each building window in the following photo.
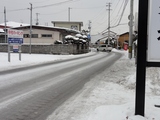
[71,25,78,30]
[41,34,52,38]
[23,34,38,38]
[0,35,5,43]
[24,34,29,38]
[32,34,38,38]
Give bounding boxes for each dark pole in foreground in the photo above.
[135,0,148,116]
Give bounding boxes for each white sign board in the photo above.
[8,29,23,44]
[148,0,160,62]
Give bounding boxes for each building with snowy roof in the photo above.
[0,21,80,44]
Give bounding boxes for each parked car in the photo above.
[97,44,112,52]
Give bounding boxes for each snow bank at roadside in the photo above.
[0,50,96,72]
[88,49,160,120]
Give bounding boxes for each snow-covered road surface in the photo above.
[0,52,121,120]
[1,49,160,120]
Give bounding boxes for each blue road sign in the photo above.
[8,38,23,44]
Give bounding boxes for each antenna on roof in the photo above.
[36,13,40,25]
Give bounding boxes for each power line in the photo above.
[90,7,106,22]
[92,0,123,33]
[101,0,124,32]
[33,0,74,9]
[71,6,104,9]
[111,0,129,28]
[40,9,66,15]
[32,0,54,4]
[0,8,28,13]
[0,0,76,13]
[91,12,108,30]
[110,0,121,18]
[110,0,125,26]
[101,0,129,33]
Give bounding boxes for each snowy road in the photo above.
[0,52,122,120]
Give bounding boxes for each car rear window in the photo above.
[100,45,106,47]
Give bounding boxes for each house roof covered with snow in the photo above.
[0,29,4,33]
[0,21,29,28]
[13,25,80,34]
[0,21,80,34]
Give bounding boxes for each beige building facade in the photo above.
[14,25,79,44]
[23,29,60,44]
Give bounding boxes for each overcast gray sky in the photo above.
[0,0,138,35]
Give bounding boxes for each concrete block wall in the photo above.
[0,44,89,54]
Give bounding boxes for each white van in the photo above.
[97,44,112,52]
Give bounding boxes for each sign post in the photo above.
[7,29,23,62]
[135,0,148,116]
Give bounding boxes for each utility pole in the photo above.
[88,20,91,35]
[36,13,40,25]
[68,7,71,21]
[88,20,92,45]
[129,0,134,59]
[106,3,111,45]
[4,7,10,62]
[29,3,32,54]
[4,7,7,43]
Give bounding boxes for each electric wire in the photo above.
[72,6,104,9]
[110,0,125,26]
[88,7,106,22]
[111,0,129,28]
[110,0,121,18]
[0,0,77,13]
[32,0,55,4]
[40,9,66,15]
[0,8,28,13]
[92,0,122,34]
[91,9,108,30]
[33,0,74,9]
[101,0,129,33]
[100,0,124,33]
